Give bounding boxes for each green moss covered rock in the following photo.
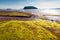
[0,20,58,40]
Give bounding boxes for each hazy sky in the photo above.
[0,0,60,9]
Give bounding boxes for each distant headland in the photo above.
[23,6,38,9]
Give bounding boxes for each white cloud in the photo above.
[35,1,60,9]
[0,1,60,9]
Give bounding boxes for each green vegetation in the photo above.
[35,19,60,30]
[0,19,59,40]
[0,11,32,16]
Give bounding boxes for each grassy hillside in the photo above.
[0,19,59,40]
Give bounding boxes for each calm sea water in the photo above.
[20,9,60,21]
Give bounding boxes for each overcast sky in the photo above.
[0,0,60,9]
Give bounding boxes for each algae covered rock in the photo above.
[0,20,58,40]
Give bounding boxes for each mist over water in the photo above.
[20,9,60,21]
[21,9,60,15]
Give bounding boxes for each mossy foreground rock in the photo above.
[0,20,58,40]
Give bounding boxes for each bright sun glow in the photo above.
[42,9,59,15]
